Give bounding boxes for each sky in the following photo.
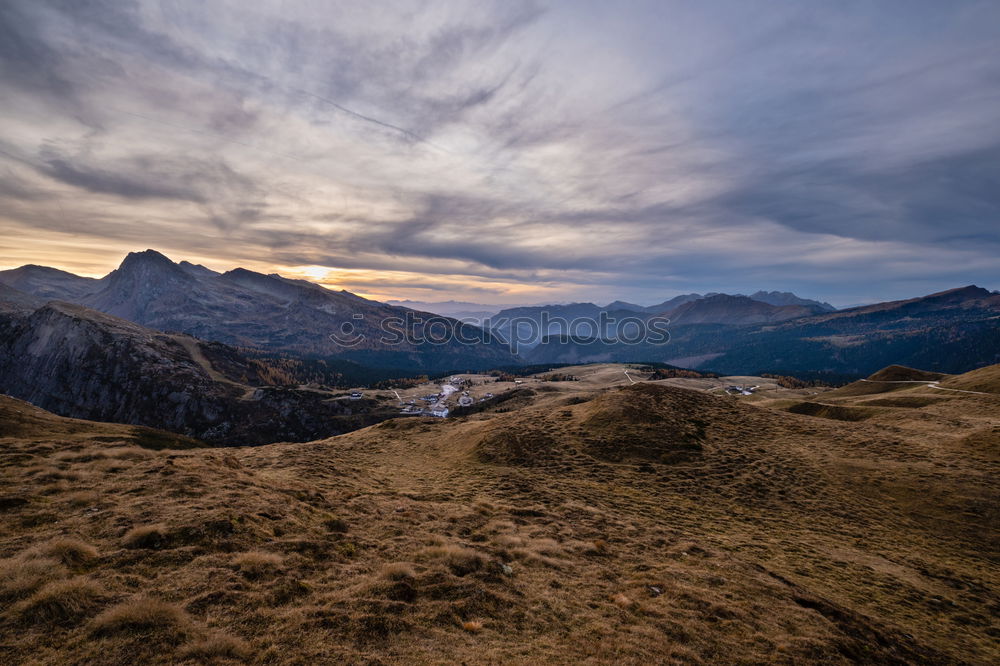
[1,0,998,308]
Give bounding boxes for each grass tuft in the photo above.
[323,516,349,533]
[122,524,169,549]
[379,562,417,580]
[419,545,485,576]
[180,633,250,660]
[0,556,68,600]
[39,537,99,567]
[462,620,484,633]
[612,593,635,609]
[9,577,104,625]
[65,491,100,507]
[233,550,283,578]
[90,598,192,638]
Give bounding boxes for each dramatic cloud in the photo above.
[1,0,998,306]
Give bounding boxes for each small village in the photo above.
[332,365,812,424]
[335,373,525,419]
[394,375,503,418]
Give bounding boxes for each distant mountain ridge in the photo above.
[3,252,997,377]
[526,285,1000,376]
[487,291,833,347]
[1,250,516,372]
[746,290,836,312]
[665,294,826,325]
[385,299,504,325]
[602,291,834,314]
[0,264,98,301]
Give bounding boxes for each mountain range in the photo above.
[401,291,835,321]
[485,292,836,348]
[2,251,998,381]
[527,285,1000,376]
[384,299,511,325]
[1,250,514,372]
[603,290,835,314]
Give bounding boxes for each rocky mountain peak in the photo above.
[117,249,181,272]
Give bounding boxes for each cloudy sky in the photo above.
[1,0,998,307]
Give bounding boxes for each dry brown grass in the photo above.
[232,550,283,578]
[65,490,101,506]
[92,458,131,474]
[178,633,250,660]
[510,548,567,569]
[104,446,155,461]
[9,577,104,625]
[379,562,416,580]
[36,537,99,567]
[0,556,68,601]
[940,363,1000,393]
[52,449,106,463]
[25,465,82,482]
[0,368,998,664]
[90,598,192,638]
[419,544,486,575]
[611,593,636,610]
[122,523,169,549]
[322,516,349,533]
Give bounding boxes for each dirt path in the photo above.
[859,378,997,395]
[169,334,256,399]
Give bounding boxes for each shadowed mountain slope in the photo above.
[0,394,202,449]
[0,301,394,444]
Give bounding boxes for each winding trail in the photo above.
[858,378,995,396]
[169,334,256,399]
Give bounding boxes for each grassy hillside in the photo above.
[0,369,997,664]
[939,364,1000,393]
[0,396,202,449]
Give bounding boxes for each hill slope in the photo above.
[939,364,1000,393]
[0,394,201,449]
[0,376,995,664]
[0,265,99,301]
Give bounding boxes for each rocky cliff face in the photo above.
[0,302,389,445]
